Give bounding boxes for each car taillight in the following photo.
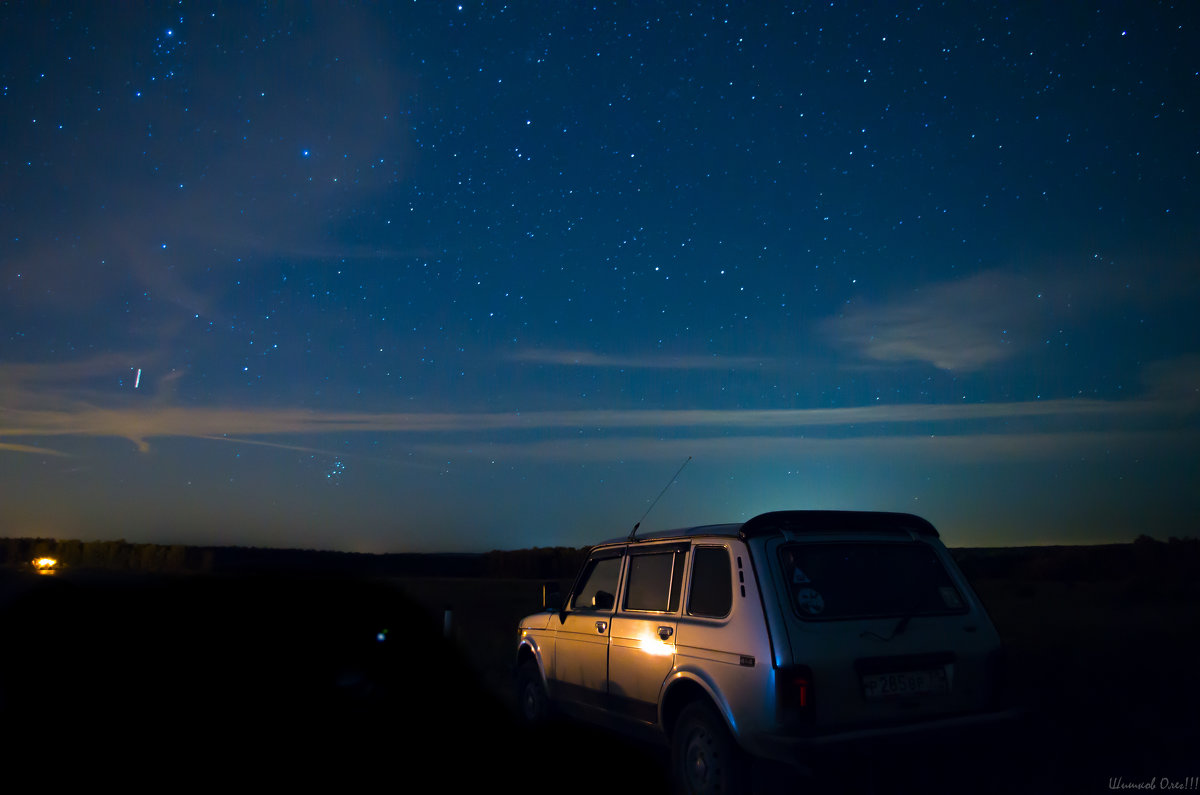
[777,665,815,725]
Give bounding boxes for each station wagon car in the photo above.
[515,510,1019,793]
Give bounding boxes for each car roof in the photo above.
[742,510,939,538]
[595,510,940,549]
[599,523,743,547]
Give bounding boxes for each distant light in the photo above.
[33,557,58,574]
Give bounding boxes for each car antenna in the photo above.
[628,456,692,541]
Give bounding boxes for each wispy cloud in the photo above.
[508,348,771,370]
[822,271,1047,371]
[0,354,187,416]
[0,11,420,321]
[0,394,1180,453]
[3,355,1195,459]
[0,441,68,456]
[1142,354,1200,399]
[411,428,1200,463]
[0,353,149,386]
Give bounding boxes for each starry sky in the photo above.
[1,2,1197,553]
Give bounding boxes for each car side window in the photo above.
[688,546,732,618]
[570,555,622,610]
[623,549,686,612]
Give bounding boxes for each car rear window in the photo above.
[778,542,967,621]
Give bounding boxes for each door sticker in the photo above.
[795,587,825,615]
[939,586,963,609]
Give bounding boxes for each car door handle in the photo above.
[658,626,674,640]
[595,621,607,633]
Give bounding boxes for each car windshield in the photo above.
[779,541,967,621]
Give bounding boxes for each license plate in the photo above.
[861,667,949,700]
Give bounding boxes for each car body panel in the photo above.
[608,614,676,723]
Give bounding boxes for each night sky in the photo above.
[2,3,1197,553]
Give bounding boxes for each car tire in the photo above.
[516,659,550,723]
[672,701,747,795]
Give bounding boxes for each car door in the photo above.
[552,548,624,709]
[607,544,686,724]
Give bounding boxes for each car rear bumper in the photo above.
[749,705,1027,764]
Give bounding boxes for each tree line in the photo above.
[950,534,1200,585]
[0,536,589,579]
[4,534,1194,583]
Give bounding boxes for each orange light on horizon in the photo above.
[32,557,58,573]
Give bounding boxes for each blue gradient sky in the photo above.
[2,3,1197,551]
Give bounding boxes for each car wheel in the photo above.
[516,660,549,723]
[672,701,746,795]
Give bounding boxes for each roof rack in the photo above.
[738,510,939,540]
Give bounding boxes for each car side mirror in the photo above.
[541,581,562,611]
[593,590,615,610]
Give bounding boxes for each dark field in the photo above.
[398,574,1200,793]
[2,565,1197,792]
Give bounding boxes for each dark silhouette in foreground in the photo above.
[0,571,499,780]
[1,535,1197,792]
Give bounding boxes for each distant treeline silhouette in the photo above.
[0,536,588,579]
[2,537,204,573]
[2,535,1195,583]
[482,546,589,579]
[951,535,1200,586]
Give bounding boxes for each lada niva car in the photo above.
[515,511,1018,793]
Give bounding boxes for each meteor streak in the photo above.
[134,368,141,389]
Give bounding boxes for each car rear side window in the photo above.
[688,546,732,618]
[624,550,686,612]
[779,541,967,620]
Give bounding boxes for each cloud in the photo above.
[3,354,1195,460]
[0,353,147,386]
[0,8,420,321]
[0,392,1174,454]
[410,428,1200,463]
[0,441,68,456]
[507,349,771,370]
[1141,354,1200,400]
[0,355,187,418]
[822,271,1047,371]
